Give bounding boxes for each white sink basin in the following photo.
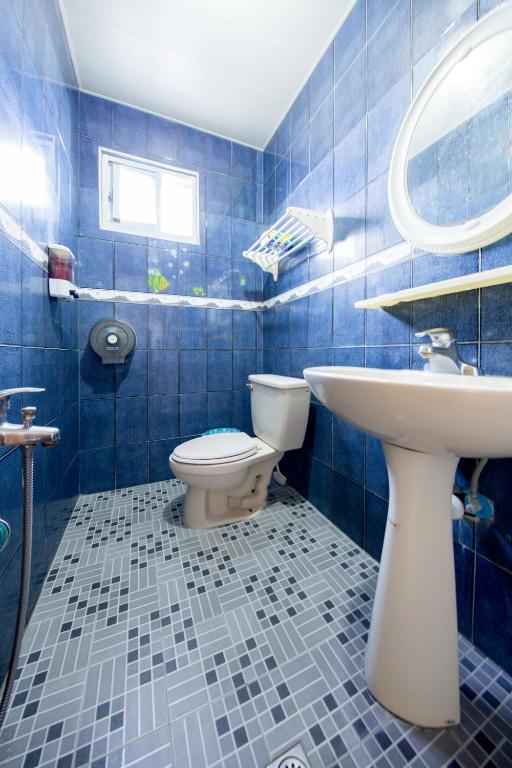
[304,366,512,457]
[303,366,512,729]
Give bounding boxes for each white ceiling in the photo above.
[60,0,356,149]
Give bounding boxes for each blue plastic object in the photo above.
[464,492,494,520]
[0,519,10,552]
[203,427,241,436]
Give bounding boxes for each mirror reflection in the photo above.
[407,30,512,227]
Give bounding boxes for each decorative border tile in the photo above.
[263,241,413,310]
[0,203,49,271]
[78,287,263,311]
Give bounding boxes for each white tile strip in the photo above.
[0,202,49,271]
[263,241,413,309]
[78,287,263,311]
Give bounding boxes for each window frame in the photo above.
[99,147,200,245]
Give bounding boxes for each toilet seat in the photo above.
[172,432,257,465]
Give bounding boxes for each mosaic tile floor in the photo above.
[0,481,511,768]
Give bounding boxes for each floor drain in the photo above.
[278,757,308,768]
[266,742,310,768]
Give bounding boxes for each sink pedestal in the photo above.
[365,442,460,728]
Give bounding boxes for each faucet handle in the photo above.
[0,388,44,421]
[0,387,45,398]
[414,328,455,347]
[21,406,37,428]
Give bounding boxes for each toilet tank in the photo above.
[248,374,310,451]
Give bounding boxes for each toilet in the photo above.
[170,374,310,528]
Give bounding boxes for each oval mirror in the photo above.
[389,2,512,253]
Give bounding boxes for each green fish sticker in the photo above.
[192,286,206,296]
[147,269,170,293]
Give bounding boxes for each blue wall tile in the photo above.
[291,85,309,143]
[207,350,232,391]
[79,93,112,142]
[207,391,233,430]
[149,394,179,440]
[148,350,178,395]
[80,398,114,450]
[178,253,206,296]
[310,44,334,117]
[179,392,207,436]
[308,291,333,348]
[207,309,232,349]
[474,556,512,675]
[364,491,388,561]
[206,134,231,174]
[291,132,309,191]
[114,243,148,292]
[78,238,114,289]
[233,311,256,349]
[179,349,206,393]
[367,0,411,109]
[309,92,333,170]
[206,215,231,258]
[233,350,256,389]
[149,438,179,482]
[116,396,148,445]
[115,350,148,396]
[334,119,366,203]
[334,0,366,82]
[232,178,257,221]
[146,114,177,160]
[80,447,115,493]
[330,472,364,547]
[116,442,148,488]
[178,125,205,167]
[206,171,232,216]
[112,104,146,154]
[179,308,206,349]
[334,52,366,146]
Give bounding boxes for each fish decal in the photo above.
[192,286,206,296]
[147,269,170,293]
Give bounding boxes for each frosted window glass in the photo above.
[160,173,195,237]
[118,165,157,225]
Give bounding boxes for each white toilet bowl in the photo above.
[170,374,311,529]
[170,432,282,528]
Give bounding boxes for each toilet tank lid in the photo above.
[248,374,309,390]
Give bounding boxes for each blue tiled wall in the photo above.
[262,0,512,674]
[0,0,79,680]
[77,95,264,493]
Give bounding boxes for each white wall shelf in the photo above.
[244,207,333,281]
[355,265,512,309]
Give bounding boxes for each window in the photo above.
[99,148,199,244]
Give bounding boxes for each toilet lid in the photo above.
[172,432,258,464]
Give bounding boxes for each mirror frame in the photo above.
[388,1,512,254]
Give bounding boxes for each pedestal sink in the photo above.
[303,366,512,728]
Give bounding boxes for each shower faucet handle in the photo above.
[21,406,37,429]
[0,388,44,422]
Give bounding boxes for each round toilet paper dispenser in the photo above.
[89,319,136,364]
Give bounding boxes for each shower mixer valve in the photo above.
[0,388,60,447]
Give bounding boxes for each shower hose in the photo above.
[0,445,34,731]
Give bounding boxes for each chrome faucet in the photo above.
[0,388,60,446]
[415,328,481,376]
